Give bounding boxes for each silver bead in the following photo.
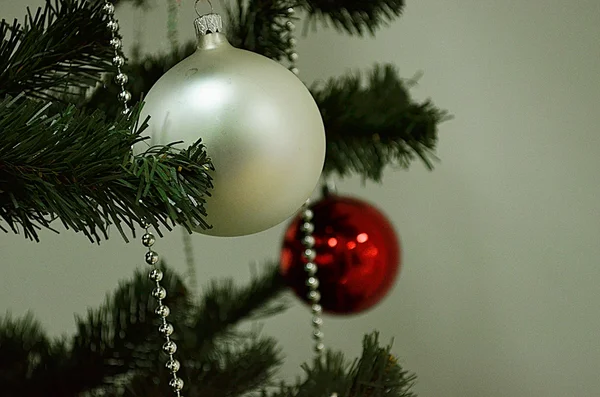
[102,3,115,15]
[301,222,314,234]
[311,304,322,314]
[141,232,155,247]
[115,72,129,85]
[289,37,298,46]
[118,90,131,103]
[152,286,167,300]
[302,235,315,248]
[149,268,163,281]
[166,359,181,373]
[286,21,295,31]
[112,55,125,67]
[302,209,313,221]
[109,37,122,49]
[312,316,323,326]
[107,20,119,32]
[121,107,131,115]
[162,340,177,354]
[145,250,159,265]
[155,304,170,317]
[304,262,317,275]
[159,322,174,336]
[169,377,184,391]
[313,330,324,340]
[314,342,325,352]
[303,248,316,262]
[289,52,299,61]
[287,7,295,15]
[306,277,319,289]
[290,67,299,75]
[307,290,321,302]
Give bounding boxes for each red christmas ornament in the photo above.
[280,195,401,314]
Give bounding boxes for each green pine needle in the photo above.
[313,64,450,181]
[0,0,115,101]
[225,0,298,63]
[0,97,214,242]
[301,0,405,35]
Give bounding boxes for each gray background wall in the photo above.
[1,0,600,395]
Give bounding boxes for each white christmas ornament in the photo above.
[139,13,326,237]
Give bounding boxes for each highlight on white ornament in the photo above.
[138,13,326,237]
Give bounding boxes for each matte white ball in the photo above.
[139,17,326,237]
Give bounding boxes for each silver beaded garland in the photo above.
[145,250,159,265]
[300,200,325,355]
[285,7,299,75]
[102,2,184,394]
[149,268,163,281]
[304,262,317,275]
[107,20,119,32]
[142,232,156,247]
[118,90,132,103]
[102,2,115,15]
[152,286,167,300]
[143,224,184,396]
[159,323,175,336]
[166,359,181,373]
[169,377,185,392]
[155,304,171,317]
[115,73,128,85]
[112,55,125,67]
[301,222,314,234]
[109,37,122,49]
[163,340,178,355]
[102,1,130,114]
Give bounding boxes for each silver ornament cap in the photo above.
[194,13,223,36]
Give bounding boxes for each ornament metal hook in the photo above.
[195,0,214,17]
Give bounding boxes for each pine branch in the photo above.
[225,0,297,62]
[0,272,418,397]
[122,334,282,397]
[350,333,416,397]
[300,0,405,35]
[267,333,417,397]
[26,264,188,396]
[191,261,288,355]
[312,64,450,181]
[43,262,283,396]
[0,0,115,102]
[0,97,213,242]
[0,313,55,396]
[186,335,283,397]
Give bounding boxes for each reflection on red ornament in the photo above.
[280,195,401,315]
[357,233,368,243]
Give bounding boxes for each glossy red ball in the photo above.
[280,195,401,314]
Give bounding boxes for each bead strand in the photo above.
[301,201,324,354]
[285,7,299,75]
[282,7,323,353]
[102,2,184,395]
[143,227,185,396]
[102,1,131,115]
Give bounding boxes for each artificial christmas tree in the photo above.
[0,0,447,395]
